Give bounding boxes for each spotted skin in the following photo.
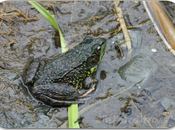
[22,36,107,106]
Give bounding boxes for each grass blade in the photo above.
[68,104,80,128]
[28,1,68,53]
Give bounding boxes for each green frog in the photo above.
[22,36,107,106]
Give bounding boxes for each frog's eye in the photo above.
[96,46,101,52]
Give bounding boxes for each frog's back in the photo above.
[37,37,94,83]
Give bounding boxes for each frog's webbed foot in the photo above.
[32,83,91,106]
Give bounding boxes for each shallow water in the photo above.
[0,1,175,128]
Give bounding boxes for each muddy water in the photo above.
[0,1,175,128]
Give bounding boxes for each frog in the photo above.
[22,36,107,106]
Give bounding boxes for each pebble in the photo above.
[160,97,175,110]
[151,49,157,53]
[160,97,175,121]
[118,53,158,84]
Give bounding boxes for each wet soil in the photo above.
[0,1,175,128]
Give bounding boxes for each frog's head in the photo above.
[84,36,107,73]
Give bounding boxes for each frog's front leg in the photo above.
[83,76,98,89]
[78,77,98,97]
[31,83,90,106]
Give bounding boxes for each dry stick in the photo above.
[0,76,16,93]
[114,1,120,7]
[0,20,3,28]
[80,84,96,97]
[160,105,173,128]
[148,2,175,50]
[23,5,29,24]
[128,93,153,128]
[112,78,145,97]
[114,1,132,51]
[142,1,175,56]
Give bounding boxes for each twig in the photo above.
[0,76,16,93]
[0,20,3,28]
[142,1,175,56]
[142,90,154,102]
[129,93,153,128]
[113,78,145,97]
[114,1,120,7]
[114,2,132,51]
[115,43,124,59]
[80,84,96,97]
[23,5,29,24]
[161,105,173,128]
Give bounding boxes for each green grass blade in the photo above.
[28,1,68,53]
[68,104,80,128]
